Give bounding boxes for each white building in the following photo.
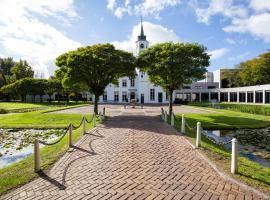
[97,20,170,104]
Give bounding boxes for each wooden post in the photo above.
[164,111,167,123]
[196,122,201,148]
[34,139,40,172]
[83,115,86,134]
[171,112,174,126]
[69,125,73,147]
[231,138,238,174]
[181,114,185,134]
[93,113,96,127]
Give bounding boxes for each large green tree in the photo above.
[137,42,210,115]
[55,44,136,113]
[11,60,34,80]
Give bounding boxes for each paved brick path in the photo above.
[1,112,266,199]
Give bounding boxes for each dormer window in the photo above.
[140,43,144,48]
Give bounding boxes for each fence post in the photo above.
[181,114,185,134]
[196,122,201,148]
[69,125,73,147]
[161,108,164,120]
[93,113,96,127]
[164,111,167,123]
[34,139,40,172]
[231,138,238,174]
[171,112,174,126]
[100,113,103,123]
[83,115,86,134]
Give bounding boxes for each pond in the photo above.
[204,127,270,168]
[0,128,65,168]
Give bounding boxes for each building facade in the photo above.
[96,20,170,104]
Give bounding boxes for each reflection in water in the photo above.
[205,128,270,168]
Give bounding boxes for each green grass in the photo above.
[0,102,43,110]
[173,108,270,194]
[182,108,270,129]
[0,114,99,194]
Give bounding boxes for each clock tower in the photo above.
[136,18,149,56]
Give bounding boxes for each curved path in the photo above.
[1,108,266,199]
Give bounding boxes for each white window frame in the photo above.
[122,80,127,88]
[114,91,119,102]
[130,79,135,87]
[150,89,155,101]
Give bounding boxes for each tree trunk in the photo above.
[169,90,173,116]
[94,94,98,114]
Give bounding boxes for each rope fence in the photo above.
[34,107,106,172]
[161,107,238,174]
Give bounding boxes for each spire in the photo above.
[138,17,146,41]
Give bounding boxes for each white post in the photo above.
[161,108,164,120]
[34,139,40,172]
[231,138,238,174]
[100,113,103,123]
[196,122,201,148]
[93,113,96,127]
[83,115,86,134]
[181,114,185,134]
[171,112,174,126]
[69,125,73,147]
[164,111,167,123]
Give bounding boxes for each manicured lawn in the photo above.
[0,115,98,194]
[181,109,270,129]
[0,102,43,110]
[173,107,270,194]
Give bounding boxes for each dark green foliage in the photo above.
[56,43,136,113]
[220,103,270,116]
[11,60,34,80]
[137,42,210,115]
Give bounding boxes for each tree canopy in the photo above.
[55,43,136,113]
[137,42,210,114]
[11,60,34,80]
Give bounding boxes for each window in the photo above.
[130,79,135,87]
[114,91,119,102]
[150,89,155,101]
[208,86,216,89]
[183,86,191,89]
[103,92,107,102]
[195,85,203,89]
[122,92,127,102]
[140,43,144,48]
[122,80,127,87]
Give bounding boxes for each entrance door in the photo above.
[141,94,144,104]
[158,93,163,103]
[130,92,135,101]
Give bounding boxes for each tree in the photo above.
[137,42,210,115]
[0,57,15,77]
[221,69,241,88]
[239,51,270,86]
[46,78,63,101]
[56,44,136,113]
[11,60,34,80]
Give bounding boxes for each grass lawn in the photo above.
[173,107,270,195]
[0,102,43,110]
[0,114,99,194]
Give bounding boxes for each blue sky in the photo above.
[0,0,270,77]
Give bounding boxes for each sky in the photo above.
[0,0,270,78]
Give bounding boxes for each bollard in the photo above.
[161,108,164,120]
[69,125,73,147]
[141,104,143,109]
[181,114,185,134]
[34,139,40,172]
[100,113,103,123]
[124,103,126,109]
[171,112,174,126]
[83,115,86,134]
[231,138,238,174]
[93,113,96,127]
[164,111,167,123]
[196,122,201,148]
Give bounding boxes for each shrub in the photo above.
[0,109,8,114]
[220,103,270,116]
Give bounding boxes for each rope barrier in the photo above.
[39,125,70,146]
[71,117,84,130]
[85,114,95,124]
[185,122,197,131]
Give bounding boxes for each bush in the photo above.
[0,109,8,114]
[174,98,188,105]
[220,103,270,116]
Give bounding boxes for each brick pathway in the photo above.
[1,112,266,199]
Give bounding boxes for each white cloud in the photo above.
[223,13,270,43]
[228,52,250,61]
[208,48,229,60]
[111,21,180,54]
[106,0,181,19]
[225,38,236,45]
[0,0,81,77]
[250,0,270,12]
[191,0,247,24]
